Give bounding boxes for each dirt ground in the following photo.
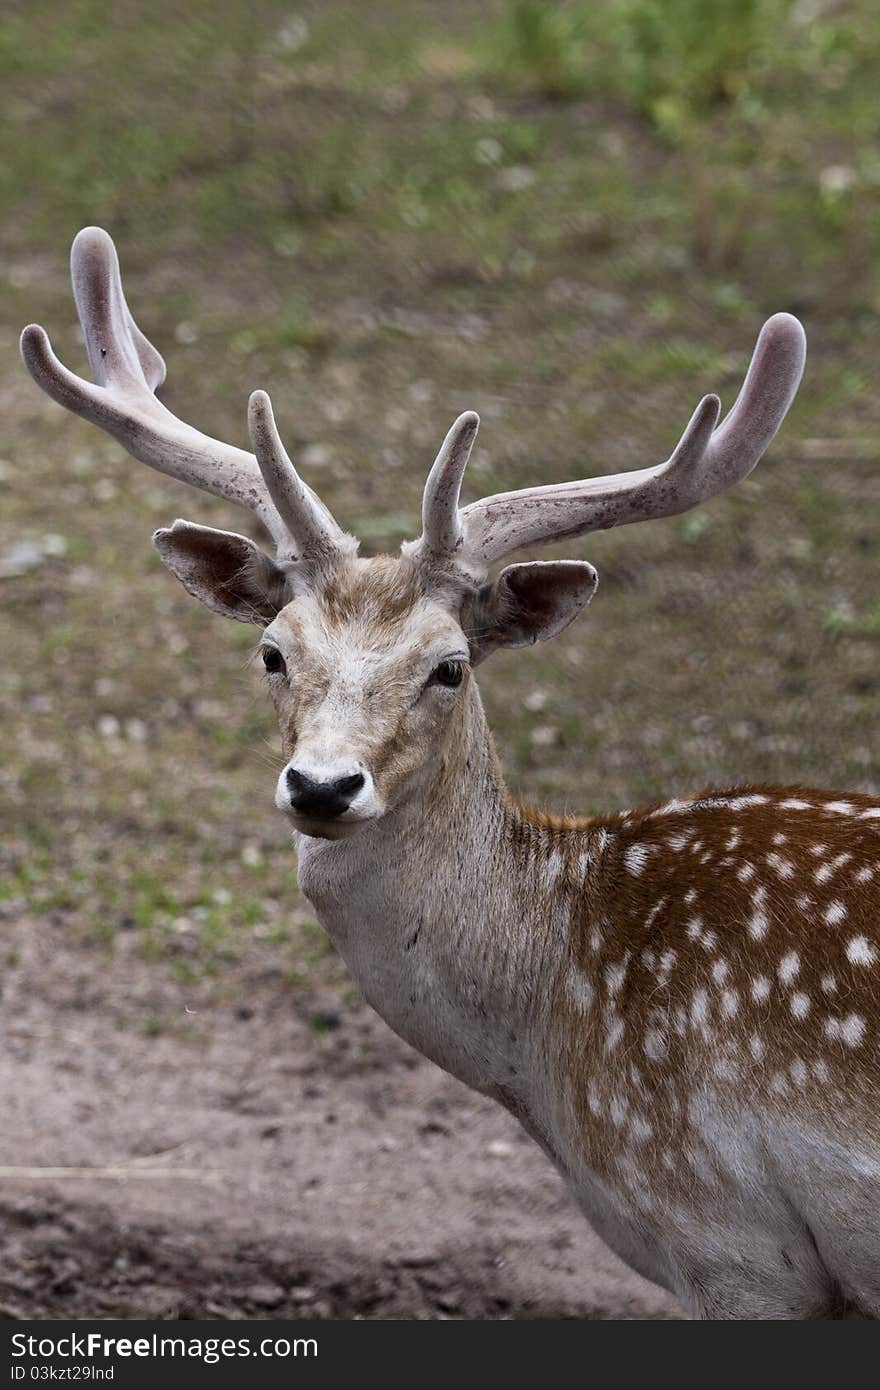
[0,906,679,1321]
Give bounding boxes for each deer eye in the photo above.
[262,646,286,676]
[430,659,464,689]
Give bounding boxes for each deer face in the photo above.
[261,557,472,840]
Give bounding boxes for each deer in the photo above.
[20,226,880,1320]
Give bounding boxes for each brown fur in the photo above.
[540,784,880,1204]
[317,554,426,633]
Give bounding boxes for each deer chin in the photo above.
[288,812,372,841]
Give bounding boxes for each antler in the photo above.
[411,313,806,579]
[20,227,348,564]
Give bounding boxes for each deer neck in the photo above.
[294,681,580,1099]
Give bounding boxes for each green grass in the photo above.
[2,0,878,296]
[490,0,880,136]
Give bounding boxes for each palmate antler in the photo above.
[409,312,806,580]
[20,227,352,567]
[21,227,806,591]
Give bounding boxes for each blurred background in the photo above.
[0,0,878,1320]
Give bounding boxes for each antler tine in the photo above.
[248,390,355,564]
[20,227,345,558]
[412,314,805,578]
[70,225,167,395]
[419,412,480,557]
[692,312,806,494]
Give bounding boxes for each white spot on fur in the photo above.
[714,1056,738,1081]
[751,975,771,1004]
[589,930,603,953]
[834,852,853,870]
[566,970,595,1011]
[650,798,691,817]
[684,887,697,906]
[860,807,880,820]
[767,851,795,880]
[643,898,667,930]
[778,951,800,986]
[841,1014,866,1047]
[643,1027,668,1062]
[749,1032,765,1062]
[737,862,756,883]
[711,958,729,986]
[789,1057,808,1087]
[770,1071,790,1096]
[779,798,812,810]
[690,987,710,1030]
[846,935,877,966]
[657,948,677,981]
[721,989,739,1019]
[686,915,703,942]
[605,1015,625,1052]
[609,1095,628,1127]
[820,974,837,995]
[726,829,741,851]
[605,958,629,995]
[854,865,875,884]
[624,844,649,876]
[771,831,787,847]
[790,991,811,1020]
[587,1081,602,1116]
[728,795,770,810]
[825,801,855,815]
[630,1113,653,1143]
[748,902,769,941]
[795,894,813,912]
[667,832,690,852]
[700,929,717,952]
[825,1013,866,1047]
[809,843,828,857]
[545,848,565,886]
[824,900,846,926]
[812,1058,831,1083]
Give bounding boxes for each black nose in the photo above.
[286,768,365,819]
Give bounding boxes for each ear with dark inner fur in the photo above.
[463,560,598,665]
[153,519,289,625]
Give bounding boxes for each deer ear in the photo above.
[464,560,598,664]
[153,519,289,625]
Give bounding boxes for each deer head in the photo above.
[21,228,806,840]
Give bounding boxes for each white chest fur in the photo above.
[295,817,553,1101]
